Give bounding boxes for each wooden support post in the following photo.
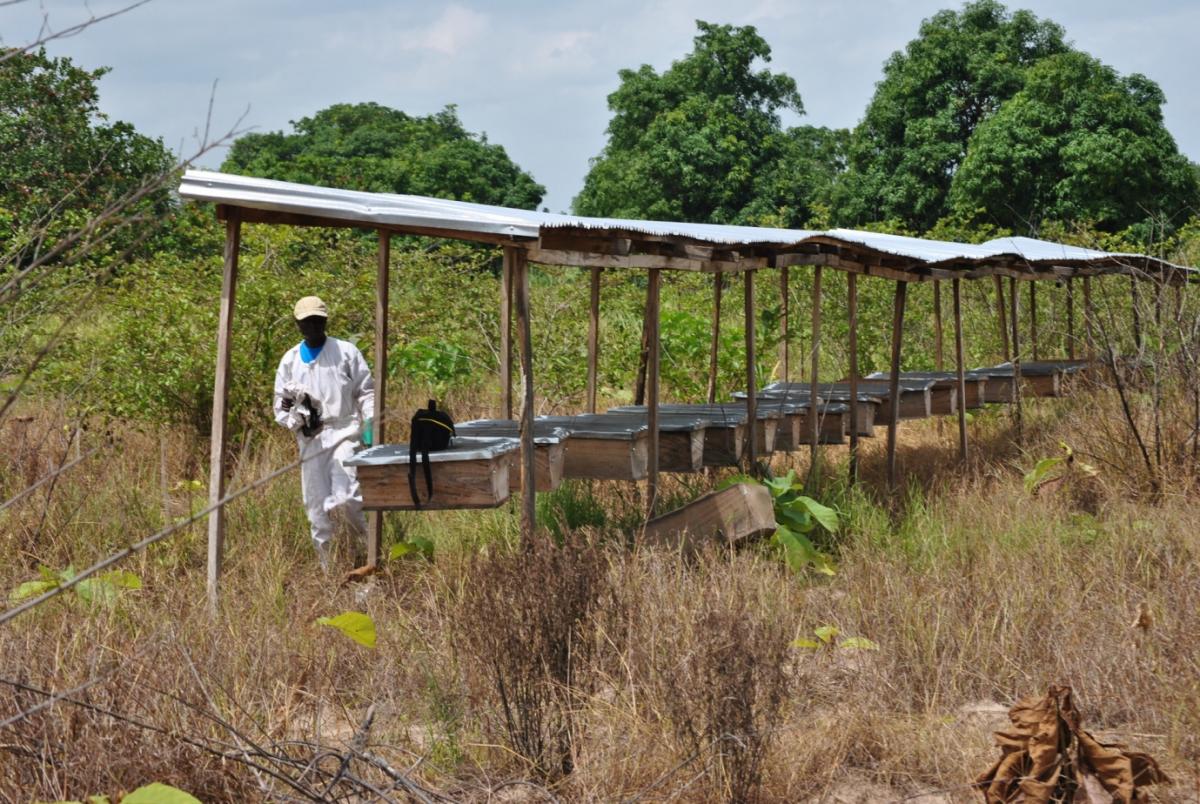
[1067,278,1076,360]
[646,268,661,518]
[707,272,722,404]
[886,281,908,492]
[847,273,860,485]
[744,269,758,473]
[994,275,1010,361]
[1029,281,1039,361]
[933,280,944,371]
[953,278,968,462]
[586,267,600,413]
[1010,276,1022,440]
[1131,276,1144,353]
[368,231,389,568]
[512,247,536,544]
[206,211,240,616]
[779,265,789,383]
[1083,276,1095,362]
[500,248,514,419]
[808,266,822,480]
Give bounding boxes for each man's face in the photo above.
[296,315,327,343]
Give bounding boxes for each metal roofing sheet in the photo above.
[178,169,1194,276]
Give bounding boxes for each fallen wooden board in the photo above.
[642,482,776,553]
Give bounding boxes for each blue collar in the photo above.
[300,340,325,363]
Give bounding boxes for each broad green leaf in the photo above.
[776,505,814,533]
[1023,456,1064,492]
[763,470,798,498]
[10,578,58,602]
[389,538,434,561]
[122,783,201,804]
[794,495,840,534]
[838,636,880,650]
[316,611,377,649]
[775,525,819,572]
[75,577,118,606]
[814,625,839,644]
[791,638,820,649]
[105,570,142,590]
[715,473,756,491]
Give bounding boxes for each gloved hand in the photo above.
[300,407,323,438]
[362,417,374,447]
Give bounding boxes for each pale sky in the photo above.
[4,0,1198,213]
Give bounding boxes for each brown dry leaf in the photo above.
[976,685,1169,804]
[340,564,378,587]
[1129,601,1153,632]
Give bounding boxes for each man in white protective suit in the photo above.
[273,296,375,569]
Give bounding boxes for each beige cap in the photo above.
[293,296,328,320]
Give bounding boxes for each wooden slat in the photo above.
[207,212,240,616]
[512,247,536,542]
[1029,281,1039,361]
[779,263,789,384]
[526,247,763,273]
[1010,276,1023,439]
[848,273,860,485]
[953,279,968,461]
[216,204,529,245]
[994,275,1010,362]
[646,268,661,517]
[707,273,722,403]
[587,267,600,413]
[504,442,565,492]
[744,270,758,473]
[500,249,514,419]
[809,266,822,479]
[368,231,389,567]
[886,281,908,492]
[933,280,944,371]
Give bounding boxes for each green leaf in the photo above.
[791,638,820,649]
[793,495,840,534]
[762,470,797,498]
[838,636,880,650]
[389,537,434,561]
[316,611,377,649]
[715,473,756,491]
[122,783,201,804]
[10,578,58,602]
[1023,456,1064,493]
[105,570,142,590]
[814,625,839,644]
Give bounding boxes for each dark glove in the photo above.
[281,397,294,411]
[300,400,323,438]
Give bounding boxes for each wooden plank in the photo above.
[994,275,1010,361]
[642,482,776,554]
[707,272,722,403]
[562,434,649,480]
[848,273,860,484]
[526,247,763,273]
[1010,276,1022,439]
[646,268,661,517]
[809,265,823,479]
[500,248,514,419]
[886,281,908,492]
[779,263,789,384]
[358,457,509,510]
[1029,281,1039,361]
[744,269,758,472]
[206,213,240,616]
[217,204,528,245]
[953,278,968,461]
[513,247,536,541]
[587,267,600,413]
[504,442,565,493]
[933,280,944,371]
[368,230,390,568]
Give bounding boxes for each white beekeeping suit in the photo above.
[273,297,375,564]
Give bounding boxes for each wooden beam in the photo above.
[1029,281,1039,361]
[933,280,944,372]
[953,278,968,462]
[646,268,661,519]
[1066,278,1076,360]
[216,204,529,245]
[586,267,601,413]
[808,265,823,482]
[994,275,1010,361]
[500,248,514,419]
[708,273,722,403]
[513,247,536,544]
[1010,276,1022,440]
[779,264,789,384]
[847,273,860,485]
[368,231,389,568]
[526,247,763,273]
[886,281,908,492]
[207,211,241,616]
[744,269,758,473]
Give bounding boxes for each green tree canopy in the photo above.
[836,1,1069,230]
[574,21,840,226]
[0,48,174,262]
[949,52,1199,234]
[222,103,544,209]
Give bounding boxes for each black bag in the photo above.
[409,400,455,508]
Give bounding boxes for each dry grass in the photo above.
[2,389,1200,801]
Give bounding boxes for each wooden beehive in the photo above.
[346,438,514,510]
[454,419,567,492]
[642,482,776,554]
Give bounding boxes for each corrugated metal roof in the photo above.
[178,169,1195,279]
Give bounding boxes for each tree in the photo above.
[0,48,175,265]
[574,21,836,226]
[222,103,544,209]
[949,52,1199,235]
[836,1,1068,230]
